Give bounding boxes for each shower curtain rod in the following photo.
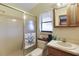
[0,3,34,17]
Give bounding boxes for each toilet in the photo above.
[26,48,43,56]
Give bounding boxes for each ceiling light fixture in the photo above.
[12,19,16,22]
[57,3,62,7]
[57,3,67,7]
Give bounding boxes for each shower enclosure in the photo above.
[0,14,23,55]
[23,14,37,55]
[0,4,37,56]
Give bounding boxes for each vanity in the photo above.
[47,46,75,56]
[47,40,79,56]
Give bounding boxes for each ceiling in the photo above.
[4,3,38,12]
[4,3,58,13]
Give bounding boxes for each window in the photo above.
[39,11,53,32]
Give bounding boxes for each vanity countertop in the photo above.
[47,40,79,56]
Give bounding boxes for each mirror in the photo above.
[54,4,77,27]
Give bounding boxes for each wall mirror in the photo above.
[54,4,78,27]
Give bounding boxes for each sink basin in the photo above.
[56,41,77,50]
[57,42,72,47]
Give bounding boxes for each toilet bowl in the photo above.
[26,48,43,56]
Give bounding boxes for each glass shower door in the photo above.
[24,15,36,52]
[0,15,23,55]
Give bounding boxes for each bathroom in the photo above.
[0,3,79,56]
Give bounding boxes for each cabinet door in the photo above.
[67,4,77,26]
[77,4,79,26]
[67,5,72,26]
[47,46,75,56]
[54,4,77,27]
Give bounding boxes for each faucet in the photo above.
[62,38,66,43]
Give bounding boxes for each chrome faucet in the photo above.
[62,38,66,42]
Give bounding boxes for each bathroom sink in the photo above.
[57,42,72,47]
[56,41,77,50]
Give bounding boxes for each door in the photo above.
[24,15,36,55]
[0,15,23,55]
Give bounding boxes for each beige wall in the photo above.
[30,3,56,16]
[30,3,56,38]
[30,3,79,46]
[53,27,79,45]
[0,5,23,19]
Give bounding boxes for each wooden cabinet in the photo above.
[67,5,72,26]
[47,46,76,56]
[54,4,79,27]
[76,4,79,25]
[67,4,77,26]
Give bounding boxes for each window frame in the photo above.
[41,16,52,33]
